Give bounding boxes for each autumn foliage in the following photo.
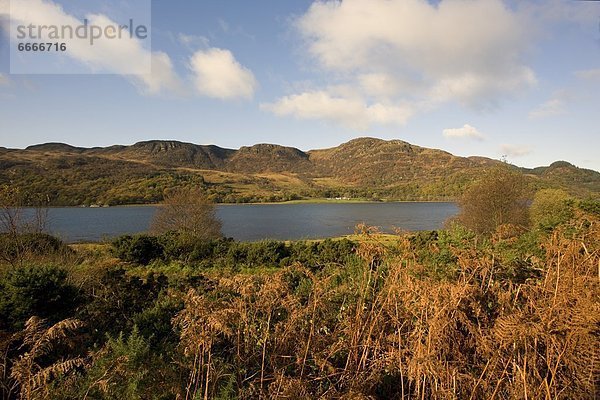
[0,199,599,399]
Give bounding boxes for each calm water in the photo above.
[39,202,458,243]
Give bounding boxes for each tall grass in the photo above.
[1,212,598,399]
[173,215,599,399]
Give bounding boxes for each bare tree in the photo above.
[0,186,50,266]
[0,186,48,235]
[456,167,530,235]
[150,187,222,239]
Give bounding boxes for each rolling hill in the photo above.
[0,137,597,206]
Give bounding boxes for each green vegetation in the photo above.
[530,188,574,231]
[0,265,78,330]
[1,195,599,399]
[111,233,357,271]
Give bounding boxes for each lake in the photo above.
[38,202,458,243]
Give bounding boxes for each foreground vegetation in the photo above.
[0,198,598,399]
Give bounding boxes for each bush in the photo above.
[112,235,164,265]
[0,232,71,265]
[286,239,356,270]
[16,232,67,253]
[530,189,574,230]
[115,233,358,272]
[159,233,235,264]
[133,294,183,351]
[246,240,289,267]
[78,329,176,400]
[578,198,600,216]
[493,229,543,283]
[408,230,460,280]
[0,265,78,330]
[78,269,168,339]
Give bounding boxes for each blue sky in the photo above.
[0,0,599,171]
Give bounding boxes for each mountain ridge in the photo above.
[3,137,598,206]
[17,137,597,173]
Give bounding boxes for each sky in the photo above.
[0,0,599,171]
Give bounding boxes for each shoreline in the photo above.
[69,232,405,247]
[44,198,458,208]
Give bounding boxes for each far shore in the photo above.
[48,198,457,208]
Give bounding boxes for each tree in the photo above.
[0,186,51,266]
[530,188,574,230]
[456,167,530,235]
[150,188,222,239]
[0,186,48,235]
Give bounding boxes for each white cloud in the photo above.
[265,0,543,128]
[574,69,600,81]
[189,48,257,100]
[528,91,570,119]
[3,0,182,95]
[261,90,413,130]
[528,99,564,119]
[518,0,599,26]
[296,0,535,107]
[358,73,403,99]
[138,52,184,96]
[501,144,532,158]
[442,124,484,140]
[178,33,209,49]
[428,68,537,109]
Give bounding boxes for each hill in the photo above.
[91,140,235,170]
[524,161,600,195]
[0,137,598,206]
[309,138,498,185]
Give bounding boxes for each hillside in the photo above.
[91,140,235,170]
[309,138,498,185]
[1,137,598,206]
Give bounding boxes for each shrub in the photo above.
[492,228,543,283]
[133,293,183,351]
[246,240,289,268]
[0,265,78,330]
[578,198,600,216]
[530,188,574,230]
[78,269,168,339]
[158,233,236,265]
[408,230,459,280]
[0,232,70,265]
[77,327,157,400]
[286,239,356,270]
[112,234,164,265]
